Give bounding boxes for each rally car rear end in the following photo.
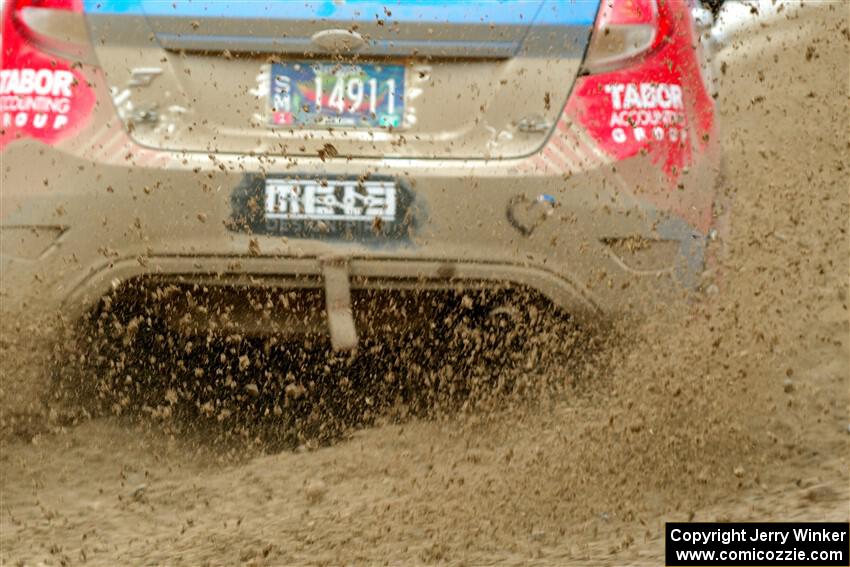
[1,0,718,350]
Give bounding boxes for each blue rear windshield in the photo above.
[84,0,599,27]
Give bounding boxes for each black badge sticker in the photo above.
[228,174,418,243]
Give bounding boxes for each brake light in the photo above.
[1,0,95,149]
[564,0,717,210]
[583,0,660,74]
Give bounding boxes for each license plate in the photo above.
[268,62,405,128]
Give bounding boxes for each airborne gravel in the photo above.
[1,4,848,566]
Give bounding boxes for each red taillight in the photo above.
[565,0,716,195]
[1,0,95,149]
[583,0,661,74]
[8,0,92,62]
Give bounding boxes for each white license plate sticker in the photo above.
[265,179,397,222]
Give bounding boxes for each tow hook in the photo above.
[321,256,358,351]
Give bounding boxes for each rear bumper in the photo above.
[61,255,600,323]
[1,136,719,329]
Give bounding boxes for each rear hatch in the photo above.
[84,1,598,160]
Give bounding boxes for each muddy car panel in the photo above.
[1,0,719,340]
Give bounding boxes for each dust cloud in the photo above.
[1,3,848,566]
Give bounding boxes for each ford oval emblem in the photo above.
[310,29,366,53]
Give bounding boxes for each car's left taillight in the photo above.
[8,0,94,59]
[1,0,96,149]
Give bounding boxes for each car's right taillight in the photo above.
[582,0,661,74]
[556,0,717,240]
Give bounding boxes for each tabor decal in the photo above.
[0,0,95,148]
